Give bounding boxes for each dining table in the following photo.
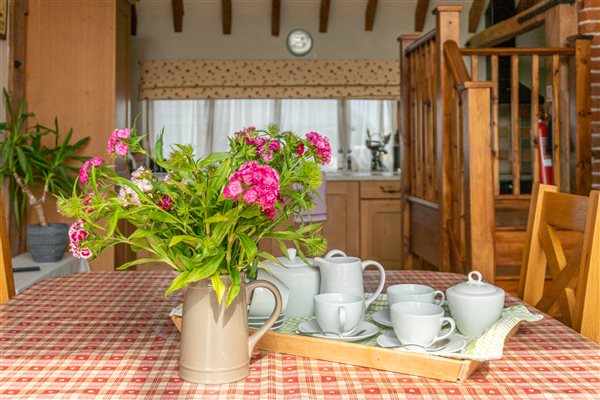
[1,269,599,399]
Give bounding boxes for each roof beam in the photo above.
[516,0,536,13]
[222,0,232,35]
[172,0,183,33]
[468,0,486,33]
[467,0,562,48]
[319,0,331,33]
[414,0,430,32]
[271,0,281,36]
[131,3,137,36]
[365,0,378,31]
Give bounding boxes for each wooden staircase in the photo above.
[399,6,593,291]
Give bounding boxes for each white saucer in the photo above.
[372,309,392,327]
[376,331,466,355]
[298,320,379,342]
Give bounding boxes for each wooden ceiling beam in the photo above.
[172,0,183,33]
[468,0,486,33]
[467,0,558,48]
[414,0,430,32]
[271,0,280,36]
[130,3,137,36]
[319,0,331,33]
[222,0,232,35]
[365,0,378,31]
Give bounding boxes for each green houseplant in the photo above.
[57,123,331,383]
[0,90,90,262]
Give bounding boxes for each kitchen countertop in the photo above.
[325,171,401,181]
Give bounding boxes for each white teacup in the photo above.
[314,293,363,335]
[387,284,445,306]
[390,302,456,347]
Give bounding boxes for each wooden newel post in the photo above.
[435,6,462,273]
[568,35,593,196]
[398,34,420,270]
[460,83,496,283]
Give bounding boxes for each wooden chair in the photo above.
[520,184,600,343]
[0,188,16,304]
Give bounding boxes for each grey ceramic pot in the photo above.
[27,223,69,262]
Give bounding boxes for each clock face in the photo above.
[286,29,313,56]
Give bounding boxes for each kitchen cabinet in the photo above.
[360,199,402,269]
[321,182,360,257]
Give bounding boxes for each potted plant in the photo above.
[57,124,331,383]
[0,90,90,262]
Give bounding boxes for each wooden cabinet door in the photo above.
[321,182,360,256]
[360,199,402,269]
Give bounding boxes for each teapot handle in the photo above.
[325,249,347,258]
[246,280,282,358]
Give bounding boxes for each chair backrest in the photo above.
[520,183,600,343]
[0,188,16,304]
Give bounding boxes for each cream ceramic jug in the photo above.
[314,249,385,309]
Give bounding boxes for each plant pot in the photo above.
[27,223,69,263]
[179,274,282,384]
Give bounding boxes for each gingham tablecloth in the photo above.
[1,271,599,399]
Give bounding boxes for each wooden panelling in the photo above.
[408,198,441,267]
[360,181,401,199]
[25,0,131,270]
[360,199,402,269]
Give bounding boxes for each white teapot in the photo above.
[446,271,505,338]
[261,248,320,318]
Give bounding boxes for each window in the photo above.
[148,99,397,172]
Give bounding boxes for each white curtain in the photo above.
[148,99,397,172]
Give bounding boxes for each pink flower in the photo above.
[224,180,243,200]
[114,128,131,140]
[269,141,282,151]
[79,168,89,183]
[114,141,129,156]
[262,151,274,162]
[224,161,280,219]
[107,128,131,156]
[296,143,305,155]
[158,195,175,210]
[90,157,104,166]
[305,132,332,164]
[243,188,258,204]
[79,248,92,259]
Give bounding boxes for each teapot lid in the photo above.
[276,248,313,268]
[450,271,503,296]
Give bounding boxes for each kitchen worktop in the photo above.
[325,171,401,181]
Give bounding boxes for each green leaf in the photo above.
[204,214,229,224]
[235,231,257,260]
[169,235,201,248]
[155,128,165,161]
[197,152,230,168]
[210,273,226,304]
[226,268,241,307]
[165,270,191,297]
[116,257,159,270]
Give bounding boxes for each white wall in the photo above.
[131,0,483,104]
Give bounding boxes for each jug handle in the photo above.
[361,260,386,309]
[325,249,347,258]
[246,280,282,358]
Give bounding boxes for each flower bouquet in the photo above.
[58,124,331,305]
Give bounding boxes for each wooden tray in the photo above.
[171,315,521,382]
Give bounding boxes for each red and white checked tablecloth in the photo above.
[1,270,599,399]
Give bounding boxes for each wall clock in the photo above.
[286,29,313,57]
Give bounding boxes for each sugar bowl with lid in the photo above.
[446,271,505,338]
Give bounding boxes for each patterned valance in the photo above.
[139,59,400,100]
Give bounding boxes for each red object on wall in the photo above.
[537,118,554,185]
